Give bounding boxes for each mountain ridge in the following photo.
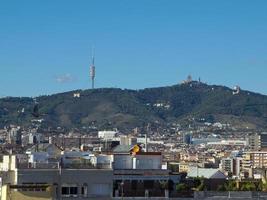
[1,82,267,131]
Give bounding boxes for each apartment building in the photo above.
[0,145,180,199]
[1,155,113,200]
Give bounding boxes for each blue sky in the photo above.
[0,0,267,97]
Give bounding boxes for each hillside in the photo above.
[1,82,267,131]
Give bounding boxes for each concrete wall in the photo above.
[15,169,113,199]
[29,152,49,163]
[2,155,16,172]
[95,155,113,166]
[9,191,52,200]
[194,191,267,199]
[1,185,53,200]
[113,154,162,170]
[1,185,8,200]
[113,155,133,169]
[135,154,162,170]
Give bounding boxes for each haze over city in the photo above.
[1,0,267,97]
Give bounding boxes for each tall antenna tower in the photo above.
[90,47,96,89]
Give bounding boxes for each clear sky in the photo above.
[1,0,267,97]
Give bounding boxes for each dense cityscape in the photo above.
[1,79,267,199]
[1,1,267,199]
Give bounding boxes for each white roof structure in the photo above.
[187,167,227,179]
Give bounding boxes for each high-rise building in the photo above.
[260,132,267,150]
[220,158,233,176]
[7,127,21,145]
[249,132,267,151]
[241,151,267,178]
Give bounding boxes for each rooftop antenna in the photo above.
[90,47,96,89]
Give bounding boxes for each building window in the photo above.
[61,186,78,197]
[70,187,78,195]
[61,187,69,195]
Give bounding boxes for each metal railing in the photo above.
[17,162,111,169]
[17,162,60,169]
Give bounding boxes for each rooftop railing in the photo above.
[17,162,111,169]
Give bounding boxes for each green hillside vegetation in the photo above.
[1,82,267,130]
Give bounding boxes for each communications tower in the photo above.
[90,48,95,89]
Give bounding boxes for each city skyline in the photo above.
[1,0,267,97]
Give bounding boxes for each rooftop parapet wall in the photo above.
[16,162,111,169]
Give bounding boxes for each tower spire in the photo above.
[90,47,95,89]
